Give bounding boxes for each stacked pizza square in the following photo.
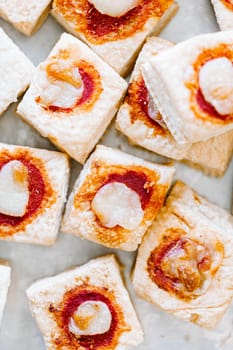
[118,31,233,176]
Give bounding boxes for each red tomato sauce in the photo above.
[221,0,233,10]
[147,234,213,300]
[86,2,143,38]
[54,0,173,44]
[0,158,45,227]
[104,170,153,210]
[47,68,95,113]
[187,44,233,123]
[61,291,118,349]
[126,77,166,135]
[196,88,229,121]
[148,238,181,293]
[137,78,150,117]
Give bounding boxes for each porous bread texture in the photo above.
[0,0,52,35]
[142,30,233,144]
[62,145,175,251]
[184,129,233,177]
[0,28,35,116]
[133,181,233,329]
[51,1,178,76]
[17,33,127,164]
[0,143,69,245]
[26,255,143,350]
[211,0,233,31]
[116,37,192,160]
[0,261,11,327]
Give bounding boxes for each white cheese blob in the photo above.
[199,57,233,115]
[0,160,29,217]
[69,301,112,336]
[148,92,159,120]
[89,0,138,17]
[148,92,168,130]
[36,62,84,109]
[91,182,144,230]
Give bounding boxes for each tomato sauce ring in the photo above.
[49,287,128,349]
[186,44,233,123]
[102,170,154,210]
[37,59,103,114]
[75,165,158,212]
[0,150,55,236]
[53,0,174,44]
[73,163,168,247]
[126,76,166,135]
[147,230,213,300]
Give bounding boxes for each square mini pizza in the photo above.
[211,0,233,31]
[0,143,69,245]
[26,255,143,350]
[142,31,233,144]
[116,37,192,160]
[51,0,178,76]
[62,145,175,251]
[133,181,233,329]
[0,28,34,116]
[17,33,127,164]
[0,0,52,35]
[0,261,11,327]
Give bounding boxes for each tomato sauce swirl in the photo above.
[49,287,128,349]
[126,76,166,135]
[36,56,103,114]
[147,229,223,300]
[0,158,45,227]
[53,0,174,44]
[186,44,233,123]
[0,150,55,236]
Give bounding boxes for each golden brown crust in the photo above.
[182,158,229,177]
[125,75,167,136]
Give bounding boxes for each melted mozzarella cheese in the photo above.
[148,92,168,130]
[91,182,144,230]
[89,0,138,17]
[148,93,159,120]
[69,301,112,336]
[0,160,29,217]
[199,57,233,115]
[36,62,84,109]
